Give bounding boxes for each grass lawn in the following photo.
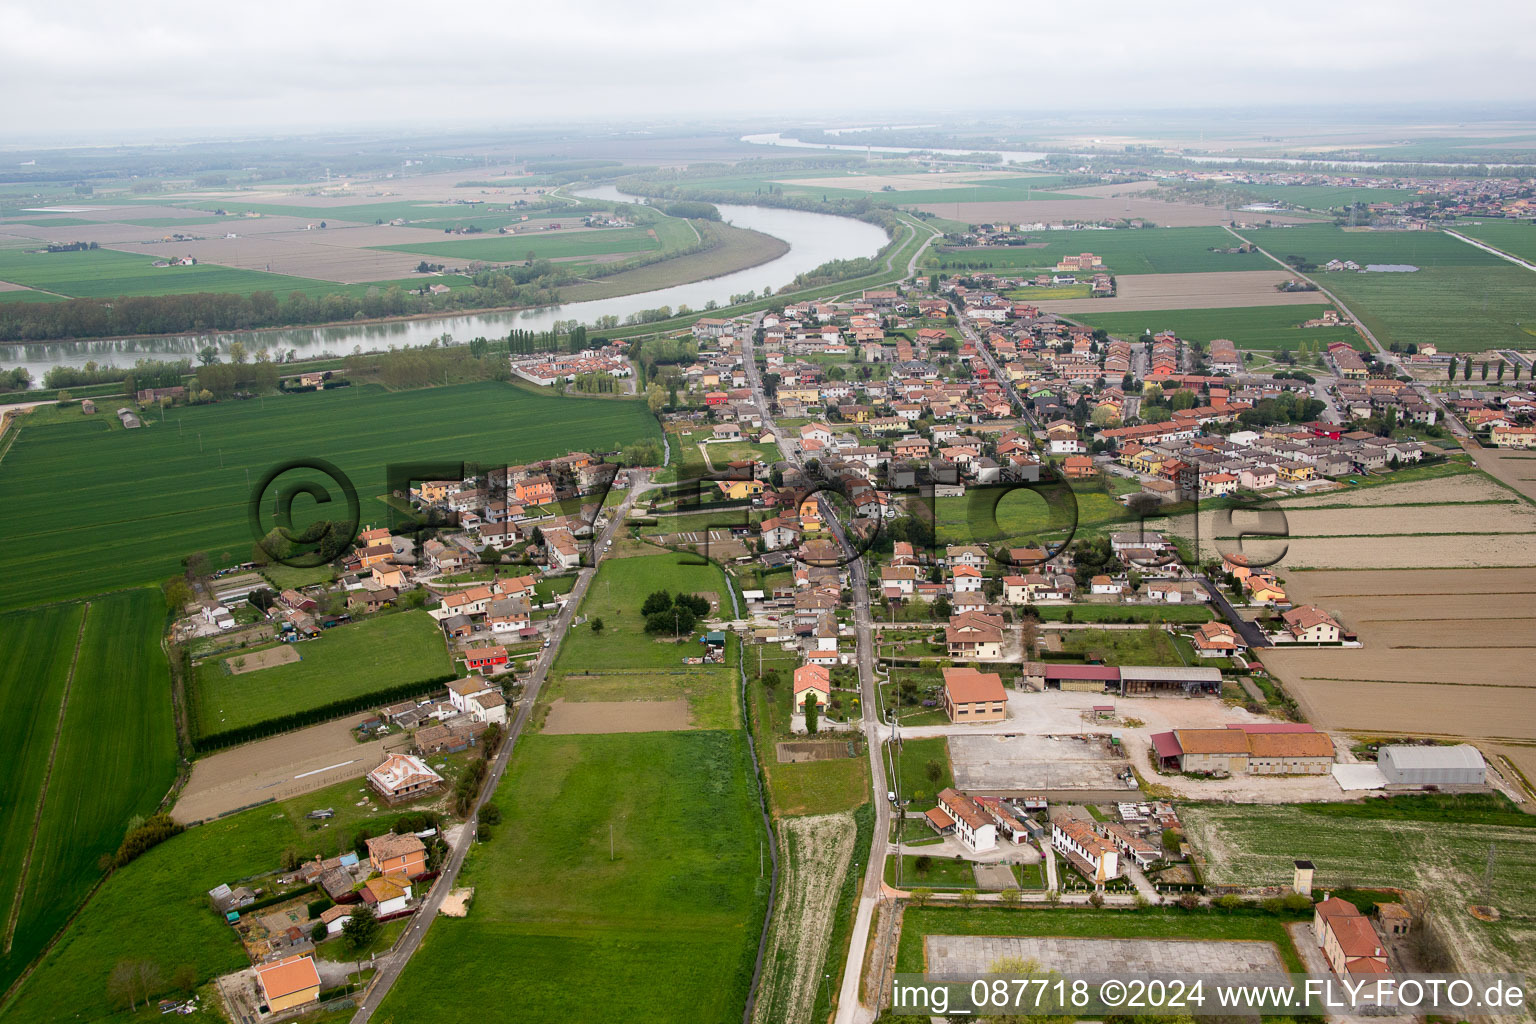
[545,549,738,729]
[0,380,658,610]
[191,610,450,737]
[895,906,1308,974]
[0,772,446,1024]
[374,227,661,262]
[1032,603,1214,624]
[891,736,954,808]
[1071,304,1364,352]
[927,227,1273,276]
[1182,797,1536,981]
[374,730,769,1024]
[1059,626,1186,667]
[887,854,978,889]
[0,589,177,1001]
[936,485,1131,547]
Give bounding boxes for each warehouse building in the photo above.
[1043,664,1222,696]
[1377,744,1485,786]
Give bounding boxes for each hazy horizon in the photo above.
[3,0,1535,144]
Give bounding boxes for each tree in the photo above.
[646,382,666,414]
[343,903,380,952]
[1447,357,1457,381]
[804,692,820,733]
[161,576,193,611]
[228,341,247,365]
[1480,361,1490,381]
[1464,358,1473,381]
[1088,891,1105,908]
[641,590,673,616]
[1498,360,1507,381]
[999,887,1022,905]
[924,758,942,783]
[591,617,604,632]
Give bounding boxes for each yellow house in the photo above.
[1276,462,1316,483]
[1132,450,1164,475]
[256,955,320,1014]
[799,496,823,531]
[701,370,721,386]
[715,478,765,500]
[1248,579,1287,603]
[779,386,822,404]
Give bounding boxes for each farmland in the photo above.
[1316,264,1536,352]
[190,610,451,738]
[752,813,857,1024]
[373,730,769,1024]
[927,226,1273,275]
[374,226,663,262]
[0,771,445,1024]
[1034,270,1326,314]
[0,243,355,299]
[1450,218,1536,264]
[1183,801,1536,980]
[0,589,177,1001]
[1072,304,1364,351]
[0,381,659,609]
[1237,223,1506,268]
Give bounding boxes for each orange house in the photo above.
[515,475,554,505]
[365,832,429,878]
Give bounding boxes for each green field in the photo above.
[0,244,357,300]
[0,288,66,304]
[1238,223,1506,268]
[0,381,659,610]
[1319,264,1536,352]
[545,549,738,729]
[663,171,1083,206]
[1183,799,1536,979]
[1449,218,1536,264]
[375,226,662,262]
[1072,304,1364,352]
[927,227,1272,275]
[935,485,1131,546]
[896,906,1308,974]
[1198,183,1418,211]
[0,589,177,1000]
[374,730,769,1024]
[191,610,451,737]
[0,772,444,1024]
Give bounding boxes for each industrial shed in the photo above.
[1118,665,1223,695]
[1377,744,1486,786]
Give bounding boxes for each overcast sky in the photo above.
[3,0,1534,142]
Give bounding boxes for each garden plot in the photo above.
[947,734,1134,793]
[1277,475,1515,508]
[752,813,856,1024]
[226,645,299,675]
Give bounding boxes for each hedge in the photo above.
[191,674,456,753]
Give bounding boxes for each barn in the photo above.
[1377,744,1485,786]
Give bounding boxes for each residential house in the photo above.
[366,753,444,803]
[941,666,1007,723]
[793,663,832,712]
[931,789,999,853]
[1314,897,1390,979]
[1281,605,1342,643]
[365,831,429,878]
[255,955,321,1014]
[1052,819,1120,886]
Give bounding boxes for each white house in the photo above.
[950,565,984,594]
[1052,820,1120,886]
[448,676,495,716]
[932,789,998,853]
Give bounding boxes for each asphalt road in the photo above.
[350,476,643,1023]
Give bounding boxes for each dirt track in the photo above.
[173,713,410,823]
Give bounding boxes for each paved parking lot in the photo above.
[948,734,1135,792]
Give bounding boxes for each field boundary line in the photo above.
[0,600,90,955]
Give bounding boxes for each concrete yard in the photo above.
[923,935,1287,976]
[947,733,1137,795]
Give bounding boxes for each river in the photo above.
[1,185,888,382]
